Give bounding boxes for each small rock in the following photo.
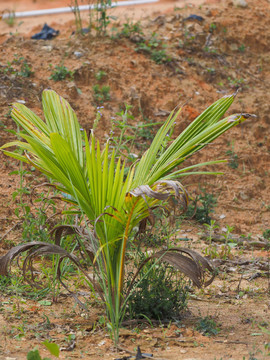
[67,81,78,98]
[153,15,166,26]
[41,45,53,52]
[98,340,106,346]
[130,34,145,43]
[130,86,139,100]
[186,23,195,31]
[220,214,226,219]
[193,23,203,33]
[239,191,249,201]
[74,51,83,58]
[119,328,134,336]
[166,23,175,31]
[16,99,26,104]
[233,0,248,8]
[229,43,239,51]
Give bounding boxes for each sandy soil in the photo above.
[0,0,269,359]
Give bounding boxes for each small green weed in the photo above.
[95,70,107,81]
[49,64,73,81]
[27,341,59,359]
[136,32,171,64]
[227,76,245,89]
[238,44,246,52]
[0,273,37,298]
[220,225,237,259]
[2,55,33,77]
[226,149,239,169]
[184,188,217,224]
[196,316,220,336]
[203,220,219,259]
[136,116,156,143]
[203,46,218,54]
[151,49,170,64]
[262,229,270,240]
[119,21,143,38]
[93,84,110,103]
[27,348,50,360]
[203,224,236,260]
[3,10,16,27]
[17,59,33,77]
[209,23,217,33]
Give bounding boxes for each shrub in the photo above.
[126,259,189,320]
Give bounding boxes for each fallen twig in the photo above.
[1,221,22,241]
[214,340,248,345]
[201,231,269,249]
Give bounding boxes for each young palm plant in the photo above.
[0,90,249,343]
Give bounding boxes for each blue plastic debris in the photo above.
[184,14,204,22]
[31,23,59,40]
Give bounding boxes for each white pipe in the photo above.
[2,0,158,19]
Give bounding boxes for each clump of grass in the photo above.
[196,316,220,336]
[226,149,239,169]
[93,84,110,103]
[262,229,270,240]
[95,70,107,81]
[49,65,73,81]
[1,55,33,77]
[136,32,171,64]
[119,21,143,38]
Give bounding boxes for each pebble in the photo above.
[74,51,83,58]
[229,43,239,51]
[239,191,249,201]
[41,45,53,52]
[98,340,106,346]
[233,0,248,8]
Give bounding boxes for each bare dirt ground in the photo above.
[0,0,269,359]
